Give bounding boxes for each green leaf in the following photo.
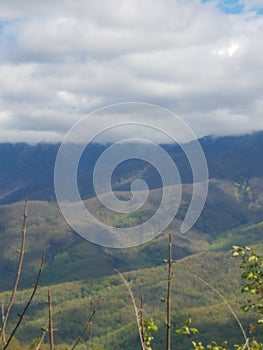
[190,328,199,334]
[249,255,259,263]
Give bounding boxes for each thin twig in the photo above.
[0,200,28,341]
[188,273,250,350]
[166,233,172,350]
[71,297,101,350]
[140,293,145,344]
[1,304,5,345]
[4,251,45,349]
[36,319,49,350]
[116,270,146,350]
[48,289,54,350]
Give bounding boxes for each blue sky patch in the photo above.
[201,0,263,15]
[217,2,244,14]
[257,8,263,15]
[201,0,244,14]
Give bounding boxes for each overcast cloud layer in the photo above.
[0,0,263,143]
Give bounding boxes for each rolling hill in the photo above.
[0,176,262,348]
[0,131,263,349]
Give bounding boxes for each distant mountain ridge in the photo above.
[0,131,263,204]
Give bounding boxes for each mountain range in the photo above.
[0,131,263,204]
[0,131,263,349]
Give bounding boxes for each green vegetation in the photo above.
[0,177,263,349]
[234,180,257,210]
[1,246,262,349]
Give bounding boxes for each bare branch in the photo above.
[1,304,6,345]
[0,200,28,342]
[4,251,45,349]
[48,289,54,350]
[166,233,172,350]
[116,270,146,350]
[140,294,144,345]
[36,319,49,350]
[188,273,250,350]
[71,297,101,350]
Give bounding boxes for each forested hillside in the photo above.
[0,132,263,349]
[0,131,263,204]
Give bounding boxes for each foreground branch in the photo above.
[1,305,5,345]
[71,297,101,350]
[4,250,45,349]
[163,234,174,350]
[48,289,54,350]
[140,294,145,345]
[188,273,249,349]
[0,200,28,343]
[36,319,49,350]
[166,233,172,350]
[116,270,146,350]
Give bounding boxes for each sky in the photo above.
[0,0,263,143]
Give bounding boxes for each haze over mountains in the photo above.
[0,131,263,204]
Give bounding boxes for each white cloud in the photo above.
[0,0,262,143]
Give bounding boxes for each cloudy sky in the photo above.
[0,0,263,143]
